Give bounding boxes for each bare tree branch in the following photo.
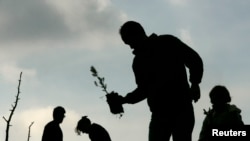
[27,122,34,141]
[3,72,23,141]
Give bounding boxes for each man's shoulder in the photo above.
[149,34,180,46]
[92,123,103,129]
[158,34,178,40]
[91,123,108,132]
[44,121,58,128]
[149,33,178,42]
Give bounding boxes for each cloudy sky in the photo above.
[1,0,250,141]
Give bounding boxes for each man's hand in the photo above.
[190,84,200,103]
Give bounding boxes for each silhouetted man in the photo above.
[118,21,203,141]
[42,106,66,141]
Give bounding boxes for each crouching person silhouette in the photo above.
[198,85,244,141]
[75,116,112,141]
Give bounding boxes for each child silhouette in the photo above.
[75,116,112,141]
[198,85,244,141]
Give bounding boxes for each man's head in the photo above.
[119,21,147,49]
[53,106,65,124]
[75,116,91,135]
[209,85,231,105]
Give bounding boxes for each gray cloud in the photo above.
[0,0,72,42]
[45,0,127,48]
[0,0,127,45]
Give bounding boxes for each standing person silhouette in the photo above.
[198,85,244,141]
[75,116,112,141]
[42,106,66,141]
[115,21,203,141]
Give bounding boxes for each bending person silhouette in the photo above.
[42,106,66,141]
[112,21,203,141]
[75,116,112,141]
[198,85,244,141]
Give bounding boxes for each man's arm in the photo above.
[122,86,147,104]
[182,46,203,85]
[41,126,49,141]
[178,39,204,102]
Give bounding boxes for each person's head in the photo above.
[75,116,91,135]
[53,106,65,124]
[119,21,147,49]
[209,85,231,105]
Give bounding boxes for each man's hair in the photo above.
[209,85,231,104]
[75,116,91,135]
[119,21,146,38]
[53,106,65,119]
